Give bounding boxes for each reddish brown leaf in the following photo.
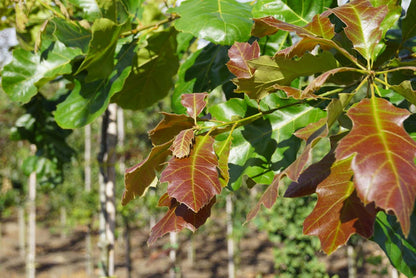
[149,112,195,146]
[301,67,360,98]
[252,16,357,63]
[160,135,221,212]
[181,93,209,121]
[148,195,216,245]
[122,141,172,206]
[329,0,388,60]
[271,84,303,99]
[336,97,416,236]
[303,157,377,254]
[170,128,194,158]
[226,41,260,79]
[246,173,281,223]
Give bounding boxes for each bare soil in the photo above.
[0,213,400,278]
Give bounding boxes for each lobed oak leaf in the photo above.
[336,97,416,236]
[303,157,377,254]
[170,128,195,158]
[160,135,221,212]
[181,93,209,121]
[122,141,172,206]
[148,112,195,146]
[226,41,260,79]
[328,0,388,60]
[148,194,216,245]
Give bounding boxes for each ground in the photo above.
[0,212,402,278]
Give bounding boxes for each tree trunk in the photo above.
[26,144,36,278]
[84,124,93,276]
[18,206,26,258]
[98,104,118,277]
[226,194,235,278]
[347,244,357,278]
[169,232,178,278]
[123,217,132,278]
[187,234,195,266]
[60,207,67,239]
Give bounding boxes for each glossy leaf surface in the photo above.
[336,97,416,236]
[160,135,221,212]
[303,157,376,254]
[329,0,388,60]
[148,112,195,146]
[148,194,216,245]
[181,93,208,121]
[122,141,172,206]
[171,0,252,45]
[2,42,82,103]
[226,41,260,79]
[373,210,416,278]
[214,134,233,187]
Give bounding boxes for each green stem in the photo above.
[38,0,66,19]
[120,14,180,37]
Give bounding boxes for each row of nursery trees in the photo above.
[1,0,416,277]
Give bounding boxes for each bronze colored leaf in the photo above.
[303,157,376,254]
[122,141,172,205]
[148,194,216,245]
[181,93,209,121]
[226,41,260,79]
[148,112,195,146]
[160,135,221,212]
[329,0,388,60]
[336,97,416,236]
[170,128,195,158]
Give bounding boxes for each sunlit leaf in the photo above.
[329,0,388,60]
[56,38,139,128]
[170,129,194,159]
[226,41,260,79]
[181,93,209,121]
[121,141,172,206]
[75,18,122,82]
[252,0,334,26]
[67,0,101,21]
[336,97,416,236]
[401,0,416,41]
[1,42,82,104]
[234,51,338,99]
[112,28,179,110]
[160,135,221,212]
[391,81,416,106]
[373,210,416,278]
[303,157,377,254]
[214,133,233,187]
[170,0,252,45]
[148,194,216,245]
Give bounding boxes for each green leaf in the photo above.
[98,0,143,23]
[56,38,139,128]
[75,18,122,82]
[391,81,416,106]
[214,133,233,187]
[373,210,416,278]
[252,0,334,26]
[303,157,377,255]
[369,0,401,38]
[234,51,338,99]
[67,0,101,21]
[336,97,416,236]
[160,135,221,212]
[122,141,172,206]
[329,0,388,61]
[112,28,179,110]
[170,0,252,45]
[210,95,327,190]
[1,42,82,104]
[148,194,215,245]
[401,0,416,42]
[42,17,91,52]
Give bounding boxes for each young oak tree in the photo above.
[2,0,416,277]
